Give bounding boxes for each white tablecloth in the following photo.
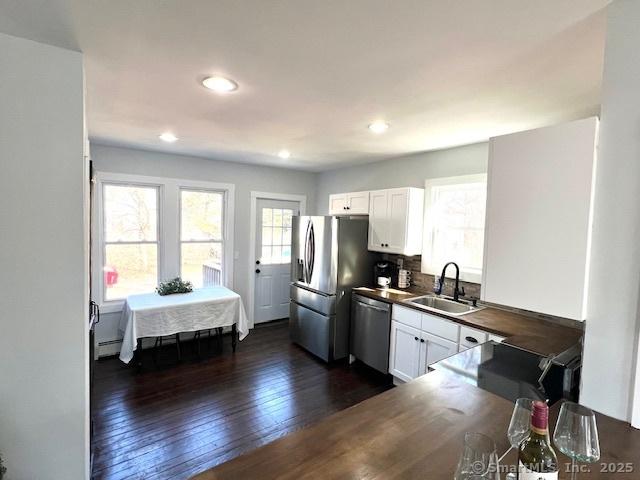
[119,286,249,363]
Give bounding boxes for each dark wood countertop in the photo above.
[192,370,640,479]
[352,286,583,357]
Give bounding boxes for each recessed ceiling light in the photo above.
[368,121,389,134]
[202,76,239,93]
[278,149,291,159]
[159,132,178,143]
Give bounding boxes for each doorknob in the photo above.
[255,269,261,274]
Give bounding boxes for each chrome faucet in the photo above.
[435,262,465,302]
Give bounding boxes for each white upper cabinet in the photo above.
[329,191,370,215]
[329,194,347,213]
[368,187,424,255]
[482,117,598,320]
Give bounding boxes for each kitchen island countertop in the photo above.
[192,369,640,479]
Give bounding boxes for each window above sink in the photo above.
[421,174,487,284]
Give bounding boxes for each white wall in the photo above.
[315,143,488,213]
[581,0,640,423]
[91,144,318,353]
[0,33,89,479]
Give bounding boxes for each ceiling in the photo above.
[0,0,609,171]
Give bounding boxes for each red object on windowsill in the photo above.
[104,266,118,287]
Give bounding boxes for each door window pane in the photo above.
[181,242,223,288]
[283,227,292,244]
[260,207,294,264]
[104,244,158,300]
[261,246,272,264]
[272,227,283,245]
[262,208,272,226]
[104,185,157,242]
[283,211,293,228]
[262,227,272,246]
[273,209,283,227]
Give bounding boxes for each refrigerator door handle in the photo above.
[304,220,315,283]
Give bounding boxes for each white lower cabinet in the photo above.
[458,325,489,351]
[389,320,459,381]
[419,332,458,375]
[389,320,422,382]
[389,305,502,383]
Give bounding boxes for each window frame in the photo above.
[421,174,487,284]
[93,172,235,313]
[178,187,226,287]
[101,181,162,303]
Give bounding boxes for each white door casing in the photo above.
[248,192,306,327]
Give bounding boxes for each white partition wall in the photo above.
[0,33,89,478]
[482,117,598,320]
[582,0,640,424]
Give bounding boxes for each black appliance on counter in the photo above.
[430,341,581,405]
[373,261,392,288]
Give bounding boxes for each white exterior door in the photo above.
[389,320,422,382]
[254,199,300,323]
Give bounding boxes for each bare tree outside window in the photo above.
[103,184,159,300]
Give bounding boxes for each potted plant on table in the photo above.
[156,277,193,296]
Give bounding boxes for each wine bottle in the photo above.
[517,401,559,479]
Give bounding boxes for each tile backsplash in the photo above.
[385,254,481,298]
[384,254,582,330]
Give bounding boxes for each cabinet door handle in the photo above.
[414,336,418,341]
[420,339,425,343]
[465,336,479,343]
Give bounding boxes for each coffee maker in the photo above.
[374,261,392,288]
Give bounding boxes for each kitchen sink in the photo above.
[404,295,484,316]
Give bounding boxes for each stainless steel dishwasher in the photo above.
[350,293,391,373]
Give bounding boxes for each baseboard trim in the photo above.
[97,326,239,358]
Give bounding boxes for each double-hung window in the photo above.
[102,183,159,301]
[180,189,225,288]
[95,173,235,309]
[421,174,487,283]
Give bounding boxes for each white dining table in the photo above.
[119,286,249,364]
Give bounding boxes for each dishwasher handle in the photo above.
[355,300,389,314]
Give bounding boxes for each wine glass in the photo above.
[454,432,500,479]
[499,398,533,479]
[553,402,600,479]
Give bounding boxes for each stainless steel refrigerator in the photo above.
[289,215,377,362]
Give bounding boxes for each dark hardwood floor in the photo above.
[91,320,393,480]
